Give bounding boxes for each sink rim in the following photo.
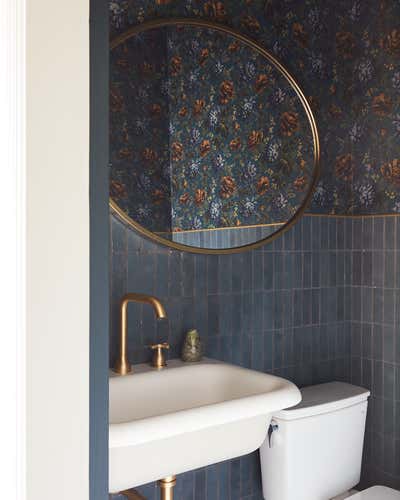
[109,358,301,448]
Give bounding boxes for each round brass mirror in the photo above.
[110,19,320,254]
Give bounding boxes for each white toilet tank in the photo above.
[260,382,370,500]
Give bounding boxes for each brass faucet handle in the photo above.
[149,342,170,350]
[148,342,170,368]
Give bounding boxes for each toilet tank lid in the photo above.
[274,382,370,421]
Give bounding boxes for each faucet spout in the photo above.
[113,293,167,375]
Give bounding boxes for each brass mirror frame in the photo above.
[110,18,320,254]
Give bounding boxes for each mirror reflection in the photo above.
[110,21,318,251]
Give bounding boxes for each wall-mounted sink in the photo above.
[109,358,301,493]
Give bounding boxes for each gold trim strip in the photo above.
[155,221,284,235]
[304,213,400,219]
[110,18,320,254]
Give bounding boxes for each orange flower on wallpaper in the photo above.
[171,142,184,161]
[170,56,182,76]
[294,175,308,191]
[372,93,392,116]
[110,180,127,200]
[141,62,153,75]
[194,189,206,205]
[329,104,342,118]
[256,176,270,195]
[229,137,242,151]
[152,189,166,204]
[335,31,355,59]
[292,23,308,48]
[280,112,299,136]
[335,154,355,181]
[204,1,226,21]
[219,80,234,104]
[117,147,133,159]
[193,99,205,115]
[255,74,268,93]
[178,107,188,117]
[308,95,319,113]
[247,130,263,148]
[149,103,161,116]
[200,139,211,157]
[199,48,209,66]
[110,86,124,113]
[116,57,129,70]
[240,15,260,32]
[179,192,190,204]
[381,159,400,187]
[142,148,157,162]
[228,40,240,52]
[220,176,236,199]
[380,29,400,55]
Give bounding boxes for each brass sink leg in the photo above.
[158,475,176,500]
[119,488,146,500]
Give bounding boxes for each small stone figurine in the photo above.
[181,329,203,362]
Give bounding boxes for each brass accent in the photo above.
[113,293,167,375]
[110,18,320,255]
[304,212,400,219]
[158,476,176,500]
[119,488,146,500]
[148,342,170,368]
[155,220,284,235]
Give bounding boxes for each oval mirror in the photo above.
[110,19,320,254]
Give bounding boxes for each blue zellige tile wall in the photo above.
[110,213,353,500]
[349,216,400,491]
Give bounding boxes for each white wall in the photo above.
[0,0,26,498]
[26,1,90,499]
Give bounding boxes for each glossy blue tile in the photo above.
[230,458,241,500]
[110,211,400,492]
[217,254,232,294]
[362,218,373,250]
[182,252,195,296]
[194,469,206,500]
[384,252,395,289]
[207,295,219,336]
[373,218,384,250]
[263,252,273,290]
[219,294,233,336]
[194,255,208,296]
[329,218,337,249]
[337,218,345,250]
[302,217,312,251]
[384,363,396,401]
[206,466,218,500]
[385,218,396,250]
[218,461,229,500]
[253,252,264,291]
[353,219,362,250]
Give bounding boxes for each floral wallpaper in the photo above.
[110,24,314,233]
[110,28,172,232]
[109,0,400,216]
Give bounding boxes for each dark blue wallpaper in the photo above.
[110,0,400,216]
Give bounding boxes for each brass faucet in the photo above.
[113,293,167,375]
[149,342,170,369]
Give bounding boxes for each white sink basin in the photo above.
[109,358,300,493]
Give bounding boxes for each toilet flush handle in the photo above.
[268,421,279,448]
